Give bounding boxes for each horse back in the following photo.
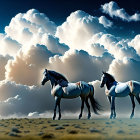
[108,82,130,97]
[52,81,91,98]
[79,81,91,98]
[62,83,81,98]
[113,81,140,97]
[131,81,140,96]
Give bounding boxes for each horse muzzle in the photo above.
[41,81,45,85]
[100,84,104,88]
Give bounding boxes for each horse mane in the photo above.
[104,72,115,82]
[48,70,68,82]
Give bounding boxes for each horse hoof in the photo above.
[130,114,134,119]
[79,114,82,119]
[113,115,116,119]
[53,116,56,120]
[87,117,91,120]
[87,114,91,119]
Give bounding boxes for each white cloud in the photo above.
[28,112,40,118]
[87,43,107,57]
[129,34,140,55]
[5,44,53,86]
[89,33,140,60]
[5,9,56,42]
[0,8,140,118]
[48,49,113,82]
[0,34,21,56]
[55,10,106,51]
[99,16,113,28]
[108,58,140,82]
[40,34,69,55]
[4,9,69,56]
[0,80,54,116]
[0,55,12,81]
[101,1,140,22]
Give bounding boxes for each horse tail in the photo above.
[88,85,101,114]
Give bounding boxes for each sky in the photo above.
[1,0,140,118]
[1,0,140,37]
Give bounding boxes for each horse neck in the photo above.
[106,80,117,90]
[49,76,57,88]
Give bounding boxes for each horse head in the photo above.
[41,69,50,85]
[100,72,116,89]
[100,71,107,88]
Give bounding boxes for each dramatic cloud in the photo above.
[0,80,54,116]
[40,34,69,55]
[0,8,140,118]
[99,16,113,28]
[0,55,12,81]
[87,43,106,57]
[129,34,140,55]
[4,9,68,55]
[0,34,21,56]
[108,58,140,82]
[5,44,53,86]
[89,33,140,60]
[101,1,140,22]
[48,49,113,82]
[56,10,106,51]
[5,9,56,43]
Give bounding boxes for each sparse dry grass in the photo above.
[0,118,140,140]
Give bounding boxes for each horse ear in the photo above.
[102,71,105,74]
[44,69,48,74]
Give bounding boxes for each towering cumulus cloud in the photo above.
[48,50,113,82]
[55,10,105,51]
[5,44,53,86]
[0,5,140,117]
[0,55,12,81]
[109,58,140,82]
[0,34,21,56]
[5,9,56,42]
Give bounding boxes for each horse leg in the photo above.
[108,96,116,119]
[53,97,59,120]
[85,97,91,119]
[79,98,85,119]
[58,98,61,120]
[110,96,116,119]
[129,94,135,119]
[108,96,111,104]
[113,97,116,119]
[135,95,140,104]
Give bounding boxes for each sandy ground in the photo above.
[0,118,140,140]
